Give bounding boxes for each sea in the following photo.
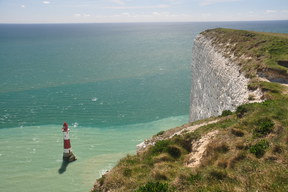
[0,20,288,192]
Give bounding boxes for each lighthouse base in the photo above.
[63,152,77,162]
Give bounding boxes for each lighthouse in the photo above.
[62,122,77,162]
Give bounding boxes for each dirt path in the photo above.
[185,130,219,168]
[137,119,219,153]
[136,117,222,169]
[169,119,219,138]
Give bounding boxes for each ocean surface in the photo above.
[0,21,288,192]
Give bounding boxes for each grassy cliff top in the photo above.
[91,29,288,192]
[201,28,288,83]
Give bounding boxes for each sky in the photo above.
[0,0,287,23]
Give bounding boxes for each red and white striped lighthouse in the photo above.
[62,122,77,162]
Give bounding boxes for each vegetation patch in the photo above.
[253,117,274,137]
[236,105,248,118]
[167,145,182,159]
[153,153,174,163]
[150,140,171,156]
[272,144,283,154]
[231,128,245,137]
[135,182,172,192]
[172,132,200,152]
[187,172,203,184]
[156,131,165,136]
[209,168,228,180]
[221,110,233,117]
[228,152,246,168]
[123,168,132,177]
[214,142,230,153]
[249,140,270,158]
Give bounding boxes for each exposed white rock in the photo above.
[190,34,262,122]
[186,130,219,168]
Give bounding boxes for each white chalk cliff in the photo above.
[190,34,262,122]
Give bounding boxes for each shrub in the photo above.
[188,173,202,184]
[217,159,228,168]
[273,145,283,154]
[156,131,165,136]
[209,169,228,180]
[167,145,182,159]
[150,140,183,159]
[243,32,256,38]
[253,118,274,137]
[173,132,200,152]
[228,152,246,168]
[221,110,233,116]
[249,140,269,158]
[236,105,248,118]
[231,128,245,137]
[151,140,171,155]
[121,155,139,165]
[135,182,171,192]
[248,83,258,91]
[153,170,169,181]
[215,143,230,153]
[123,168,132,177]
[97,175,105,186]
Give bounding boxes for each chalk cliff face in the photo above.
[189,34,261,122]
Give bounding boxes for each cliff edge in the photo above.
[190,32,263,121]
[91,28,288,192]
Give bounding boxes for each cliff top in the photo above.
[201,28,288,83]
[91,29,288,192]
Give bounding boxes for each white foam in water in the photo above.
[99,163,114,177]
[73,122,79,128]
[91,97,98,102]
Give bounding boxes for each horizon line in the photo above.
[0,19,287,25]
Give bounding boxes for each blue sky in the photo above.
[0,0,287,23]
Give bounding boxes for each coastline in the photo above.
[91,28,288,192]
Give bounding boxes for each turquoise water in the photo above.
[0,21,288,192]
[0,117,187,192]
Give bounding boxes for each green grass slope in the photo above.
[91,28,288,192]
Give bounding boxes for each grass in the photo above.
[249,140,270,158]
[135,182,172,192]
[201,28,288,81]
[92,94,288,192]
[253,118,274,137]
[91,28,288,192]
[221,110,233,117]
